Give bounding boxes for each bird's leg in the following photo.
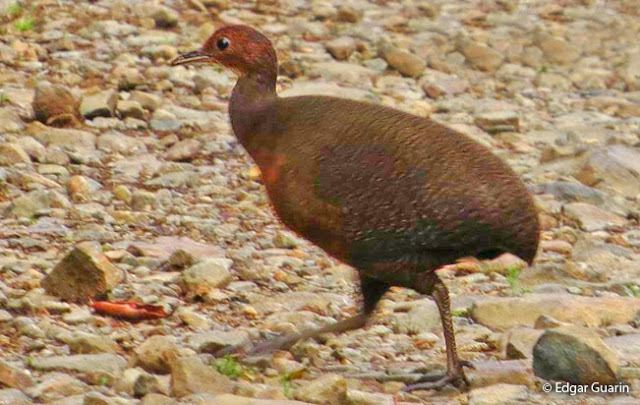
[215,275,389,357]
[404,274,473,392]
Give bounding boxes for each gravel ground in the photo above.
[0,0,639,404]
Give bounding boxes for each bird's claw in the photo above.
[403,362,473,392]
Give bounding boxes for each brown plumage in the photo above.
[172,25,540,391]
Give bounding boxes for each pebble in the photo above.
[188,330,250,354]
[41,241,124,302]
[33,83,78,126]
[380,44,426,78]
[294,374,347,404]
[80,90,118,119]
[474,111,520,134]
[180,258,233,299]
[325,37,357,61]
[0,142,31,165]
[133,335,180,374]
[169,356,234,397]
[468,384,529,405]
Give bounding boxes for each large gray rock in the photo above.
[41,242,124,302]
[533,325,619,384]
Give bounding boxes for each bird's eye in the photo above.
[217,37,230,51]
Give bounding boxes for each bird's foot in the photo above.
[403,360,474,392]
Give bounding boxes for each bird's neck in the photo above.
[229,71,278,155]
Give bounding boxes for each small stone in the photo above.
[165,138,200,162]
[0,360,34,390]
[188,330,250,354]
[67,175,92,200]
[65,331,119,354]
[533,325,620,384]
[468,360,535,388]
[131,190,156,211]
[175,306,211,330]
[41,241,124,302]
[130,91,162,111]
[139,393,175,405]
[468,384,529,405]
[117,100,145,120]
[180,258,233,299]
[326,37,357,61]
[97,130,147,155]
[563,202,626,232]
[504,327,544,359]
[0,142,31,165]
[391,299,440,334]
[15,137,45,162]
[0,108,25,132]
[26,373,88,402]
[5,189,69,219]
[62,307,93,324]
[380,45,426,78]
[33,83,78,126]
[113,185,133,204]
[420,72,469,99]
[574,145,640,199]
[169,356,234,397]
[0,389,30,405]
[294,374,346,404]
[115,367,164,398]
[336,5,362,22]
[152,6,179,29]
[133,335,179,374]
[536,34,580,65]
[474,111,520,133]
[80,90,118,119]
[30,353,126,375]
[460,41,504,72]
[345,389,395,405]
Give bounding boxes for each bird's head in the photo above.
[170,25,277,78]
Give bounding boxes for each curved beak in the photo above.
[170,49,211,66]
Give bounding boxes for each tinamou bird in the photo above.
[171,25,539,390]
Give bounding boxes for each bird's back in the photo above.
[243,95,539,287]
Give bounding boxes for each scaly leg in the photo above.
[215,274,389,357]
[404,274,473,391]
